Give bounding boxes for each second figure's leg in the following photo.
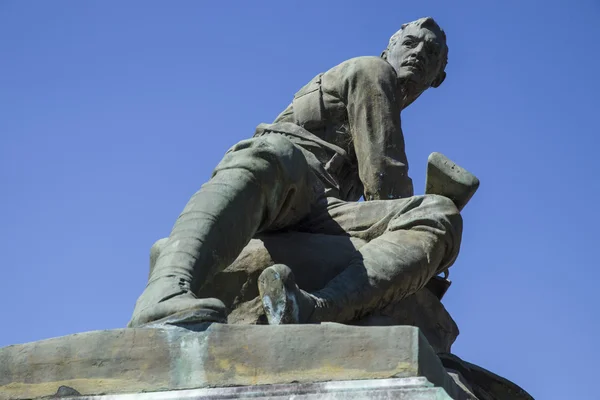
[259,195,462,324]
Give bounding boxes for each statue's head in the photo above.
[382,17,448,106]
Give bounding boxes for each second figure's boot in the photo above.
[258,264,318,324]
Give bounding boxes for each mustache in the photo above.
[401,59,424,73]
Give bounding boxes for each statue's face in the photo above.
[387,23,446,88]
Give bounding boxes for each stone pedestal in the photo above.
[0,324,474,400]
[46,378,460,399]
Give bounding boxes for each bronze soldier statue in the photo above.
[129,17,474,327]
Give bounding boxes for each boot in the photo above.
[129,238,227,327]
[258,264,318,324]
[127,277,227,327]
[128,169,263,328]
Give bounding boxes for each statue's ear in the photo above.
[431,71,446,88]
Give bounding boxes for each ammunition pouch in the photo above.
[292,73,325,131]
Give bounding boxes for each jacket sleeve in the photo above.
[338,57,414,200]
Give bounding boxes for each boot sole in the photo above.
[258,267,300,324]
[137,307,227,329]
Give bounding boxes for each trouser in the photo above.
[151,133,462,323]
[296,195,462,322]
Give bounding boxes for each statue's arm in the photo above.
[334,57,414,200]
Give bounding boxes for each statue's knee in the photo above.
[422,194,463,249]
[252,135,303,167]
[388,194,462,236]
[422,194,463,228]
[423,194,460,216]
[421,195,464,270]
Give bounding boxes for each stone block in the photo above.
[0,324,471,399]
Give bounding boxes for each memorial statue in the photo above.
[0,16,538,400]
[128,17,479,328]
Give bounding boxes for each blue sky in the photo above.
[1,1,599,398]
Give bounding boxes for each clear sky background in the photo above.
[1,1,599,398]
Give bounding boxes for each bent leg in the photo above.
[296,195,462,323]
[129,134,318,327]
